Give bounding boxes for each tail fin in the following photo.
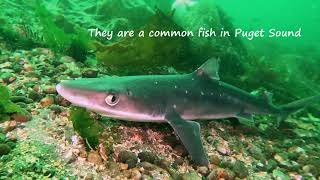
[278,95,320,124]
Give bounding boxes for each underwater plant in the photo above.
[94,10,194,75]
[70,107,103,150]
[33,0,91,62]
[0,84,28,122]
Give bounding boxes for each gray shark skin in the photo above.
[56,58,320,166]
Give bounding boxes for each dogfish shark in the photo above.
[56,58,320,166]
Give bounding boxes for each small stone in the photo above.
[120,163,129,170]
[3,121,17,133]
[87,150,103,165]
[207,168,230,180]
[64,150,76,164]
[209,154,221,165]
[56,95,71,107]
[139,162,157,171]
[173,144,188,157]
[138,151,158,164]
[131,168,142,180]
[82,69,98,78]
[181,171,201,180]
[28,90,42,101]
[232,160,248,178]
[40,96,55,107]
[23,64,33,72]
[11,113,31,122]
[43,85,57,94]
[0,144,11,156]
[118,150,138,169]
[302,165,317,175]
[197,166,209,176]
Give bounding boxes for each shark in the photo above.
[56,58,320,166]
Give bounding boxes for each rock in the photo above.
[272,169,290,180]
[207,168,231,180]
[0,72,16,84]
[173,144,188,157]
[206,136,214,143]
[131,168,142,180]
[23,64,33,72]
[3,121,17,133]
[197,166,209,176]
[157,159,171,170]
[209,154,221,165]
[302,165,317,175]
[64,150,76,164]
[28,90,42,101]
[266,159,278,172]
[120,163,129,170]
[181,171,201,180]
[217,144,231,155]
[10,96,33,104]
[138,162,157,171]
[118,150,138,169]
[232,160,248,178]
[87,150,103,165]
[43,85,57,94]
[82,69,98,78]
[49,105,62,114]
[56,95,71,107]
[11,113,31,123]
[0,144,11,156]
[40,96,55,107]
[138,151,159,164]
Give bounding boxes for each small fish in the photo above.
[57,58,320,166]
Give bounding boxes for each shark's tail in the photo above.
[278,94,320,123]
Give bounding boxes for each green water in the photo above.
[0,0,319,179]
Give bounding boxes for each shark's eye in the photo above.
[105,94,119,106]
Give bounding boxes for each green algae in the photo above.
[70,107,103,150]
[33,0,91,61]
[0,84,27,122]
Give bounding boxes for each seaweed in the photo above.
[0,84,26,122]
[70,107,103,150]
[33,0,91,61]
[95,10,194,75]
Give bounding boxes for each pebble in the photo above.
[56,95,71,107]
[138,162,157,171]
[131,168,142,180]
[120,163,129,170]
[197,166,209,176]
[138,151,158,164]
[43,85,57,94]
[207,168,230,180]
[64,150,76,164]
[173,144,188,157]
[11,113,31,122]
[0,143,11,156]
[232,160,248,178]
[181,171,201,180]
[82,69,98,78]
[87,150,103,165]
[3,121,17,133]
[209,154,221,165]
[118,150,138,169]
[40,96,55,107]
[23,64,33,72]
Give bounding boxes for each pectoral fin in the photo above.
[236,112,255,126]
[165,110,209,166]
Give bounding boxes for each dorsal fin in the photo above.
[195,58,220,80]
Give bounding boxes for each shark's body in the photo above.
[57,58,319,165]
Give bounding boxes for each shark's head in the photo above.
[56,77,158,121]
